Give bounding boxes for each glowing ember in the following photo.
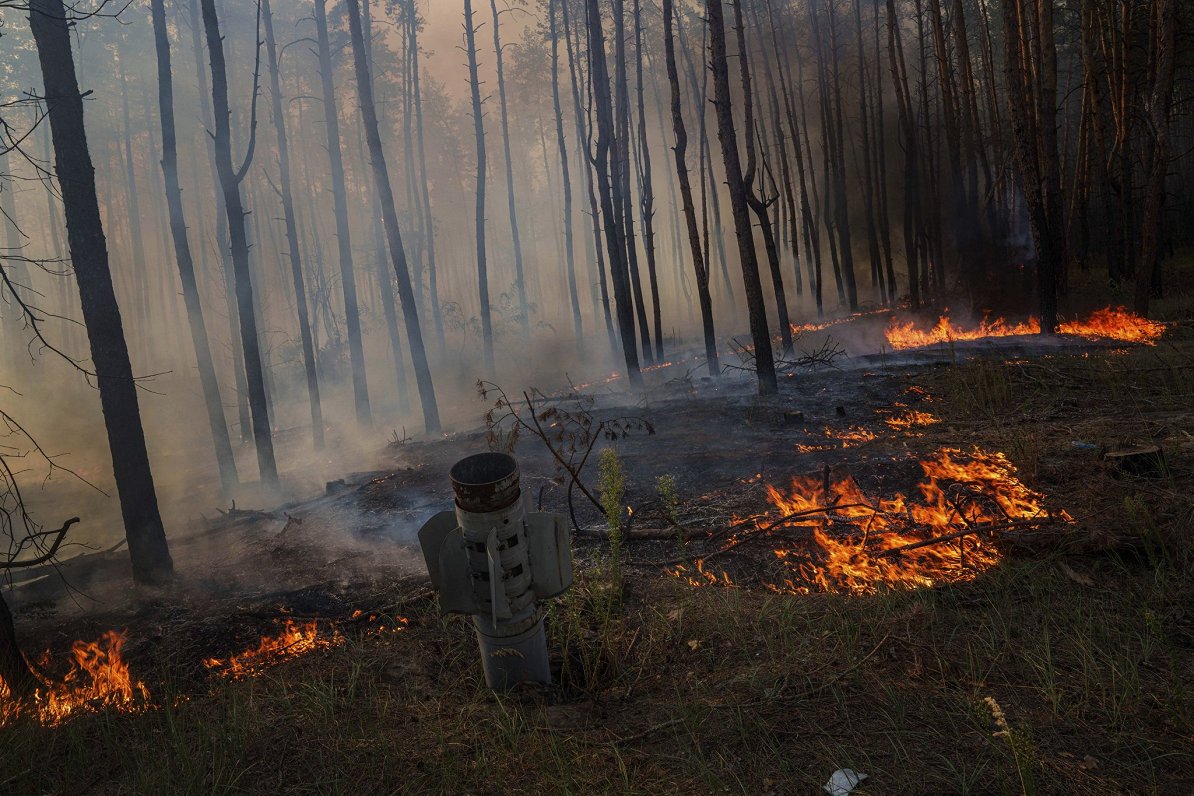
[203,620,344,679]
[672,447,1068,595]
[0,630,151,727]
[885,307,1165,350]
[795,425,877,453]
[884,410,940,431]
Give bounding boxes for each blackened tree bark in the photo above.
[612,0,653,364]
[30,0,174,584]
[488,0,531,338]
[1136,0,1178,315]
[201,0,279,488]
[663,0,718,377]
[345,0,441,432]
[150,0,240,494]
[584,0,643,388]
[731,0,792,355]
[0,589,37,698]
[707,0,776,395]
[464,0,495,373]
[407,0,445,352]
[563,0,617,353]
[548,0,583,352]
[262,0,323,449]
[632,0,663,361]
[188,0,250,443]
[314,0,372,426]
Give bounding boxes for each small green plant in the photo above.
[656,474,679,523]
[598,447,626,574]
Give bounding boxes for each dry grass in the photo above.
[3,343,1194,795]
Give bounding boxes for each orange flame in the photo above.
[1057,307,1166,344]
[885,307,1165,350]
[672,448,1068,596]
[0,630,151,727]
[203,620,344,679]
[795,425,877,453]
[884,410,940,431]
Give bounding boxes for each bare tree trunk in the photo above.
[549,0,584,352]
[261,0,323,449]
[151,0,240,494]
[314,0,372,427]
[201,0,279,488]
[407,0,445,352]
[732,0,792,355]
[664,0,718,377]
[584,0,643,388]
[612,0,654,364]
[0,590,37,699]
[633,0,664,360]
[345,0,441,432]
[707,0,776,395]
[488,0,531,337]
[188,0,250,444]
[464,0,495,372]
[1136,0,1178,314]
[30,0,175,584]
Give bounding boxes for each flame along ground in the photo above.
[884,306,1166,350]
[670,447,1069,595]
[0,630,151,727]
[0,613,407,726]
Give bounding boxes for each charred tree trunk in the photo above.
[407,0,445,352]
[613,0,653,364]
[584,0,643,388]
[549,0,584,352]
[201,0,279,488]
[663,0,718,377]
[464,0,495,373]
[30,0,175,583]
[707,0,776,395]
[562,0,616,353]
[188,0,250,443]
[314,0,371,426]
[150,0,240,493]
[633,0,664,361]
[1136,0,1178,315]
[489,0,531,338]
[0,590,37,699]
[345,0,441,432]
[261,0,323,449]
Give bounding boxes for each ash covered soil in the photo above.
[5,328,1194,794]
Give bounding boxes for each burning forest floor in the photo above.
[3,321,1194,794]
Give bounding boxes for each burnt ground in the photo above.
[3,327,1194,794]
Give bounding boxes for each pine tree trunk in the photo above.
[464,0,495,372]
[707,0,776,395]
[261,0,323,449]
[30,0,175,584]
[345,0,441,432]
[584,0,643,388]
[663,0,718,377]
[549,0,584,352]
[150,0,240,493]
[314,0,372,426]
[201,0,279,488]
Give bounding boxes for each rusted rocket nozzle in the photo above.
[449,452,520,513]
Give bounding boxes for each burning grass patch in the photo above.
[666,446,1069,595]
[0,630,151,727]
